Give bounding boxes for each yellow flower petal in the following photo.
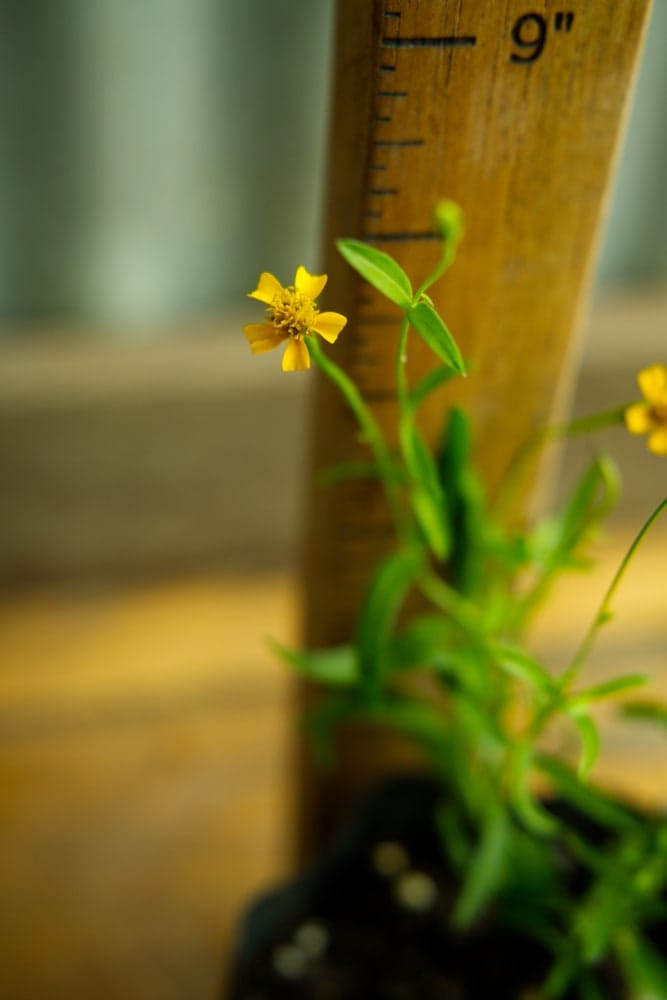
[294,266,327,302]
[282,338,310,371]
[312,311,347,344]
[638,364,667,405]
[247,272,283,304]
[648,427,667,455]
[624,402,653,435]
[243,323,287,354]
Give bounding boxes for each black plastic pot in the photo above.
[224,775,642,999]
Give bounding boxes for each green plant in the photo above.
[243,203,667,998]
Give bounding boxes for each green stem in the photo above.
[395,313,410,412]
[306,335,404,531]
[562,496,667,688]
[418,567,488,654]
[547,406,629,440]
[413,240,456,302]
[395,313,416,496]
[494,405,629,523]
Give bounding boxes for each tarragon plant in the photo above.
[243,202,667,998]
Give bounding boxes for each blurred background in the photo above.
[0,2,665,998]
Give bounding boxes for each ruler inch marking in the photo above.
[364,230,439,242]
[382,35,477,49]
[350,351,382,364]
[359,389,396,403]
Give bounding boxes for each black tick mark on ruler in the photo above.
[364,231,439,243]
[358,389,396,404]
[381,36,477,49]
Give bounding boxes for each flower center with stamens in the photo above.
[269,287,318,339]
[650,403,667,425]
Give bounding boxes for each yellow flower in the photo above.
[625,364,667,455]
[243,266,347,371]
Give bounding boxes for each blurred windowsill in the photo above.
[0,288,665,586]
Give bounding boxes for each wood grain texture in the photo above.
[299,0,653,854]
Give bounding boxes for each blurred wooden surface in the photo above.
[1,523,666,999]
[0,575,296,1000]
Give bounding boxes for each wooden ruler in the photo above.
[298,0,652,855]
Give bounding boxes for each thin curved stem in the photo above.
[306,335,404,532]
[395,314,410,412]
[413,241,456,302]
[494,405,628,524]
[562,496,667,688]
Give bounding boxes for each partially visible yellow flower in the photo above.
[625,364,667,455]
[243,266,347,371]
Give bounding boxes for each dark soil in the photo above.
[226,777,628,999]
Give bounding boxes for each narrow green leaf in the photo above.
[386,615,452,673]
[399,419,450,558]
[495,644,560,696]
[615,931,667,997]
[400,419,441,494]
[408,363,459,411]
[452,812,510,928]
[305,692,361,767]
[560,456,621,552]
[537,757,641,833]
[438,405,472,475]
[411,489,450,560]
[568,674,648,710]
[543,949,582,1000]
[316,459,387,487]
[435,801,471,872]
[408,300,465,373]
[386,617,486,699]
[269,639,358,687]
[508,743,559,835]
[452,691,507,753]
[355,547,424,694]
[436,407,490,596]
[570,711,600,779]
[336,238,412,307]
[622,700,667,730]
[369,697,449,751]
[576,971,607,1000]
